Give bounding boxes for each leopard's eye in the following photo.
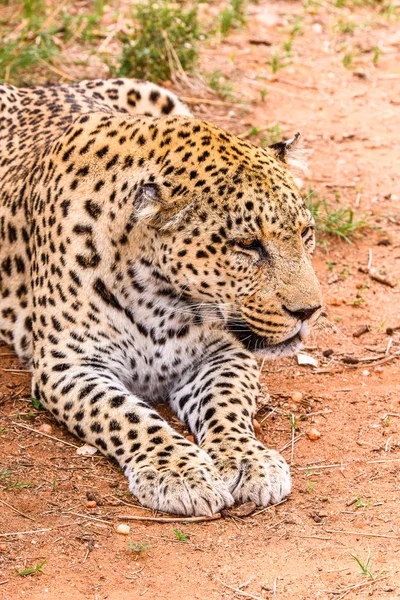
[236,239,262,251]
[301,226,313,239]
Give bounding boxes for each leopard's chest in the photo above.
[103,301,212,403]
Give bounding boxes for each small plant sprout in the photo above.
[350,548,386,579]
[0,469,12,480]
[207,70,234,100]
[268,52,291,74]
[327,260,335,271]
[5,480,35,490]
[306,481,316,493]
[31,397,44,410]
[219,0,247,37]
[372,45,381,66]
[342,51,354,69]
[173,529,188,542]
[355,494,371,509]
[16,560,46,577]
[351,283,368,306]
[127,541,152,554]
[260,124,282,147]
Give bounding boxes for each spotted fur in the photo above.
[0,78,322,515]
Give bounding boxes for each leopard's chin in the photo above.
[227,319,306,359]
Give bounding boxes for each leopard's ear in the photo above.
[269,133,309,187]
[133,182,189,228]
[268,132,301,163]
[133,182,166,224]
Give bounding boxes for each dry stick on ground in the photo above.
[347,352,400,369]
[333,575,389,600]
[252,498,288,517]
[0,498,35,521]
[0,521,83,537]
[324,529,399,539]
[62,512,113,525]
[12,421,79,448]
[279,433,303,453]
[219,580,264,600]
[117,513,221,523]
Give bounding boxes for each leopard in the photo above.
[0,78,322,516]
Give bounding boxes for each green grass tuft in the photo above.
[306,190,369,243]
[114,1,200,82]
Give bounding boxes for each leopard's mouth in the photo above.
[226,318,306,358]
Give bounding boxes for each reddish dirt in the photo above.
[0,2,399,599]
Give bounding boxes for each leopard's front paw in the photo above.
[204,438,291,507]
[126,446,234,516]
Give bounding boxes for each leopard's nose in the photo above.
[283,304,321,322]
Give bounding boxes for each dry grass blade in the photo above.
[12,421,79,448]
[0,498,35,521]
[219,580,264,600]
[324,529,399,539]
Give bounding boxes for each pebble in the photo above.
[76,443,98,456]
[362,369,370,377]
[116,524,130,535]
[291,392,303,403]
[307,428,321,441]
[38,423,53,434]
[86,500,97,509]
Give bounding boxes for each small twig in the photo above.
[0,528,51,537]
[265,518,285,532]
[0,498,35,521]
[0,521,83,537]
[12,421,79,448]
[252,498,288,516]
[298,463,342,471]
[346,352,400,369]
[367,248,373,271]
[0,580,10,586]
[324,529,399,539]
[291,534,332,540]
[219,580,264,600]
[62,512,112,525]
[279,433,303,453]
[36,56,76,81]
[299,410,332,419]
[117,513,221,523]
[290,414,295,463]
[366,457,400,464]
[334,574,388,600]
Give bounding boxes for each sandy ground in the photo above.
[0,2,400,599]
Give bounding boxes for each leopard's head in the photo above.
[129,117,322,357]
[67,113,316,358]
